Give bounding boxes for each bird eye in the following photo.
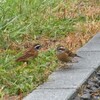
[34,45,41,50]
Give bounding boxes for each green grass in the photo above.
[0,48,57,97]
[0,0,99,48]
[0,0,77,49]
[0,0,100,98]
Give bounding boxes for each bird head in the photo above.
[56,45,67,54]
[33,44,42,50]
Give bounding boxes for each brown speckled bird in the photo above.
[16,44,41,62]
[56,45,81,63]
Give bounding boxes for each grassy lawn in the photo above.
[0,0,100,99]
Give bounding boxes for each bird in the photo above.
[56,45,81,63]
[16,43,42,62]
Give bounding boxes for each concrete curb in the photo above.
[23,33,100,100]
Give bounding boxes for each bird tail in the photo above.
[15,57,23,62]
[15,55,28,62]
[75,54,83,58]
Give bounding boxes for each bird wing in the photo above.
[65,49,72,56]
[16,49,38,62]
[65,49,76,57]
[65,49,81,58]
[16,53,32,62]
